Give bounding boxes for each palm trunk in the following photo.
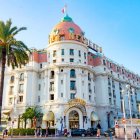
[0,48,6,125]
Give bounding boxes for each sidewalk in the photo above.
[0,135,108,140]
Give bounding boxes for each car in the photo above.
[71,129,86,137]
[104,128,115,137]
[86,128,97,136]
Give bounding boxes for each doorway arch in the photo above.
[69,110,79,129]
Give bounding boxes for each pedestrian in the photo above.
[45,127,48,137]
[39,127,42,137]
[108,129,113,140]
[3,128,8,138]
[34,128,37,137]
[135,127,139,139]
[96,121,101,137]
[64,128,67,137]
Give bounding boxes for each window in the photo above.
[84,53,86,59]
[53,50,56,57]
[62,58,64,62]
[114,100,116,105]
[70,93,75,99]
[61,69,63,72]
[19,84,24,93]
[50,71,55,79]
[70,49,74,55]
[70,81,76,90]
[110,63,112,68]
[88,83,91,93]
[70,58,74,62]
[38,96,40,102]
[103,60,106,65]
[70,69,76,78]
[53,60,56,63]
[50,82,54,91]
[40,64,42,68]
[10,76,14,83]
[19,96,23,103]
[38,84,41,91]
[88,73,91,81]
[89,95,91,101]
[9,97,13,104]
[61,80,63,84]
[19,73,24,81]
[9,86,14,94]
[82,81,84,86]
[60,35,65,40]
[109,98,112,105]
[50,94,54,100]
[39,73,41,79]
[61,49,64,55]
[61,93,63,97]
[79,50,81,57]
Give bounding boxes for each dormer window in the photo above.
[54,29,59,35]
[68,28,74,33]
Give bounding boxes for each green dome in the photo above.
[61,14,73,22]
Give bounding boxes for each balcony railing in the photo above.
[49,87,55,91]
[70,87,76,90]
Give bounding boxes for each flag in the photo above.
[62,5,67,14]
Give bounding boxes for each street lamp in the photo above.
[122,84,135,139]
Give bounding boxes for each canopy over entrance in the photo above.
[2,109,11,115]
[42,111,54,121]
[91,112,99,121]
[64,98,87,116]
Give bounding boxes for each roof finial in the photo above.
[62,4,67,15]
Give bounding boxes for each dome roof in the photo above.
[49,15,85,44]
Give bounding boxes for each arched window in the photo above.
[20,73,24,81]
[88,73,91,81]
[70,69,76,78]
[50,71,55,79]
[10,76,14,83]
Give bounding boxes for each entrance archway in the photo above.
[69,110,79,129]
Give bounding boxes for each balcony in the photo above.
[19,78,24,82]
[49,87,55,91]
[70,75,76,78]
[70,87,76,90]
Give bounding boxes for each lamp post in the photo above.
[122,84,134,139]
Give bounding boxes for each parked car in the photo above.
[71,129,86,137]
[104,128,115,137]
[86,128,97,136]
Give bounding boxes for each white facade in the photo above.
[2,15,140,132]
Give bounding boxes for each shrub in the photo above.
[8,128,55,136]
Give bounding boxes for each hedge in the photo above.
[8,128,55,136]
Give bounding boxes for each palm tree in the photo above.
[0,19,31,125]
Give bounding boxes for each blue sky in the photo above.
[0,0,140,74]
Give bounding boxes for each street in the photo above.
[0,136,134,140]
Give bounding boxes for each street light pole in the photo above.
[122,98,128,140]
[127,88,133,139]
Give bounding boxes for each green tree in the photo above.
[22,107,42,128]
[0,19,31,125]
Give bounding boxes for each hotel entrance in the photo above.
[69,110,79,129]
